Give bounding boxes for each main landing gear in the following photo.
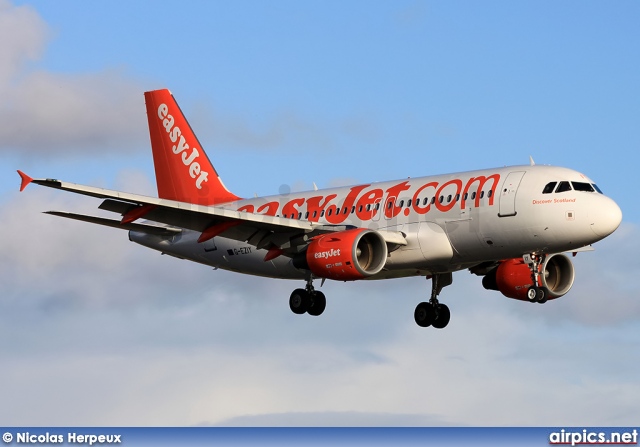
[288,273,454,327]
[523,253,549,304]
[414,273,452,329]
[289,276,326,316]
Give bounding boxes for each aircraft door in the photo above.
[384,196,396,221]
[499,171,526,217]
[372,198,382,222]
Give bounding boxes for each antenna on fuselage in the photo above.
[529,156,536,166]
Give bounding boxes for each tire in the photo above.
[289,289,310,314]
[414,302,435,327]
[308,291,326,316]
[432,304,451,329]
[536,287,548,304]
[527,286,538,302]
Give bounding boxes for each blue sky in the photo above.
[1,0,639,426]
[5,1,639,208]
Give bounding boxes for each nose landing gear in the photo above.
[414,273,452,329]
[524,253,549,304]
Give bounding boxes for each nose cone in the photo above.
[591,197,622,238]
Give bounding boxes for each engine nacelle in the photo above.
[483,254,575,301]
[297,228,388,281]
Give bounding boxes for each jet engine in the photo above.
[294,228,388,281]
[482,254,575,301]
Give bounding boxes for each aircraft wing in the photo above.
[19,172,407,252]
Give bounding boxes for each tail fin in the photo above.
[144,89,240,205]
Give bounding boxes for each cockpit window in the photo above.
[555,181,572,193]
[592,184,603,194]
[542,182,557,194]
[571,182,595,192]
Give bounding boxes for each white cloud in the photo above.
[0,0,379,160]
[2,180,640,426]
[0,1,146,156]
[0,0,47,86]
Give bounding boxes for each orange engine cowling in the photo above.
[483,254,575,301]
[300,228,388,281]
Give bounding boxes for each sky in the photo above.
[0,0,639,426]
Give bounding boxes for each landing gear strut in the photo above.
[414,273,452,329]
[289,276,326,316]
[523,253,548,304]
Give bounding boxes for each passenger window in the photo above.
[487,190,492,198]
[439,196,444,204]
[555,181,572,193]
[431,197,436,205]
[366,204,371,211]
[351,206,355,214]
[463,193,468,201]
[343,207,348,214]
[471,192,476,200]
[572,182,595,192]
[358,205,363,213]
[375,203,380,210]
[297,213,302,219]
[407,199,412,207]
[327,209,333,216]
[542,182,557,194]
[480,191,485,199]
[455,194,460,201]
[387,201,393,210]
[447,195,452,203]
[423,197,429,206]
[305,212,309,219]
[335,208,340,215]
[320,210,325,217]
[313,211,317,218]
[399,200,404,208]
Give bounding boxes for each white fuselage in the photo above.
[130,164,621,280]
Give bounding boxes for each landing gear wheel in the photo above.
[415,274,453,328]
[527,286,538,302]
[289,288,310,314]
[432,304,451,329]
[414,302,436,327]
[536,287,548,304]
[308,291,326,316]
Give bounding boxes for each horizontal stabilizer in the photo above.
[44,211,182,236]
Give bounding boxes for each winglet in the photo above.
[17,170,33,192]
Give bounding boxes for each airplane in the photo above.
[17,89,623,329]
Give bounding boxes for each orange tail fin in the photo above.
[144,89,240,205]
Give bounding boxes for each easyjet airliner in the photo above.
[17,89,622,328]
